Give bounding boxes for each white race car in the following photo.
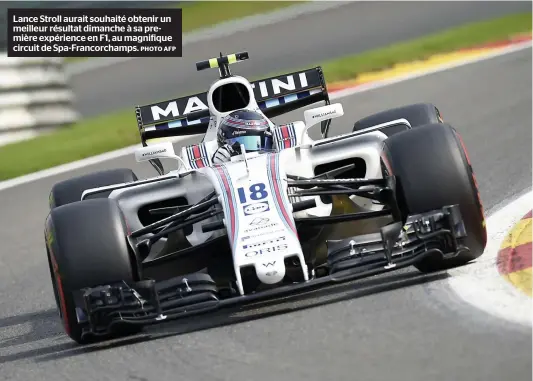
[45,51,486,344]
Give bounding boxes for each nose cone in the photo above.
[255,259,286,284]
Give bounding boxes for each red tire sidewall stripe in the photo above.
[47,243,71,335]
[380,147,394,176]
[455,131,487,241]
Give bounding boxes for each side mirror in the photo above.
[301,103,344,143]
[135,142,187,171]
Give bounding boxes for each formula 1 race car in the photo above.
[45,51,487,344]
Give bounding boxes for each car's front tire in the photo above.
[45,198,142,344]
[49,168,138,209]
[382,123,486,272]
[353,103,444,136]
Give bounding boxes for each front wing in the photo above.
[74,203,467,340]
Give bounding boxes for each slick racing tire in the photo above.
[49,168,138,209]
[45,198,142,344]
[353,103,443,137]
[382,123,486,272]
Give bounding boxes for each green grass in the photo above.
[65,1,301,63]
[0,12,531,181]
[318,12,532,83]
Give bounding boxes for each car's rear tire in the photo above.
[45,198,142,344]
[382,123,486,272]
[49,168,138,209]
[353,103,443,136]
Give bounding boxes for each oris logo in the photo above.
[245,244,288,257]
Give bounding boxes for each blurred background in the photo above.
[0,0,170,146]
[0,0,530,179]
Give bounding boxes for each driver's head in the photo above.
[217,109,273,152]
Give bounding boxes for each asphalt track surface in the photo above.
[70,1,532,118]
[0,45,531,380]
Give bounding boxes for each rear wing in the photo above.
[135,66,331,145]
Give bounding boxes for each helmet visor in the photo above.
[226,135,273,152]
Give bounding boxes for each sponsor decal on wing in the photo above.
[138,67,326,128]
[244,243,289,258]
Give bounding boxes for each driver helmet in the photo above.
[217,109,273,152]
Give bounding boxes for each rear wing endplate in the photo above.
[135,66,331,145]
